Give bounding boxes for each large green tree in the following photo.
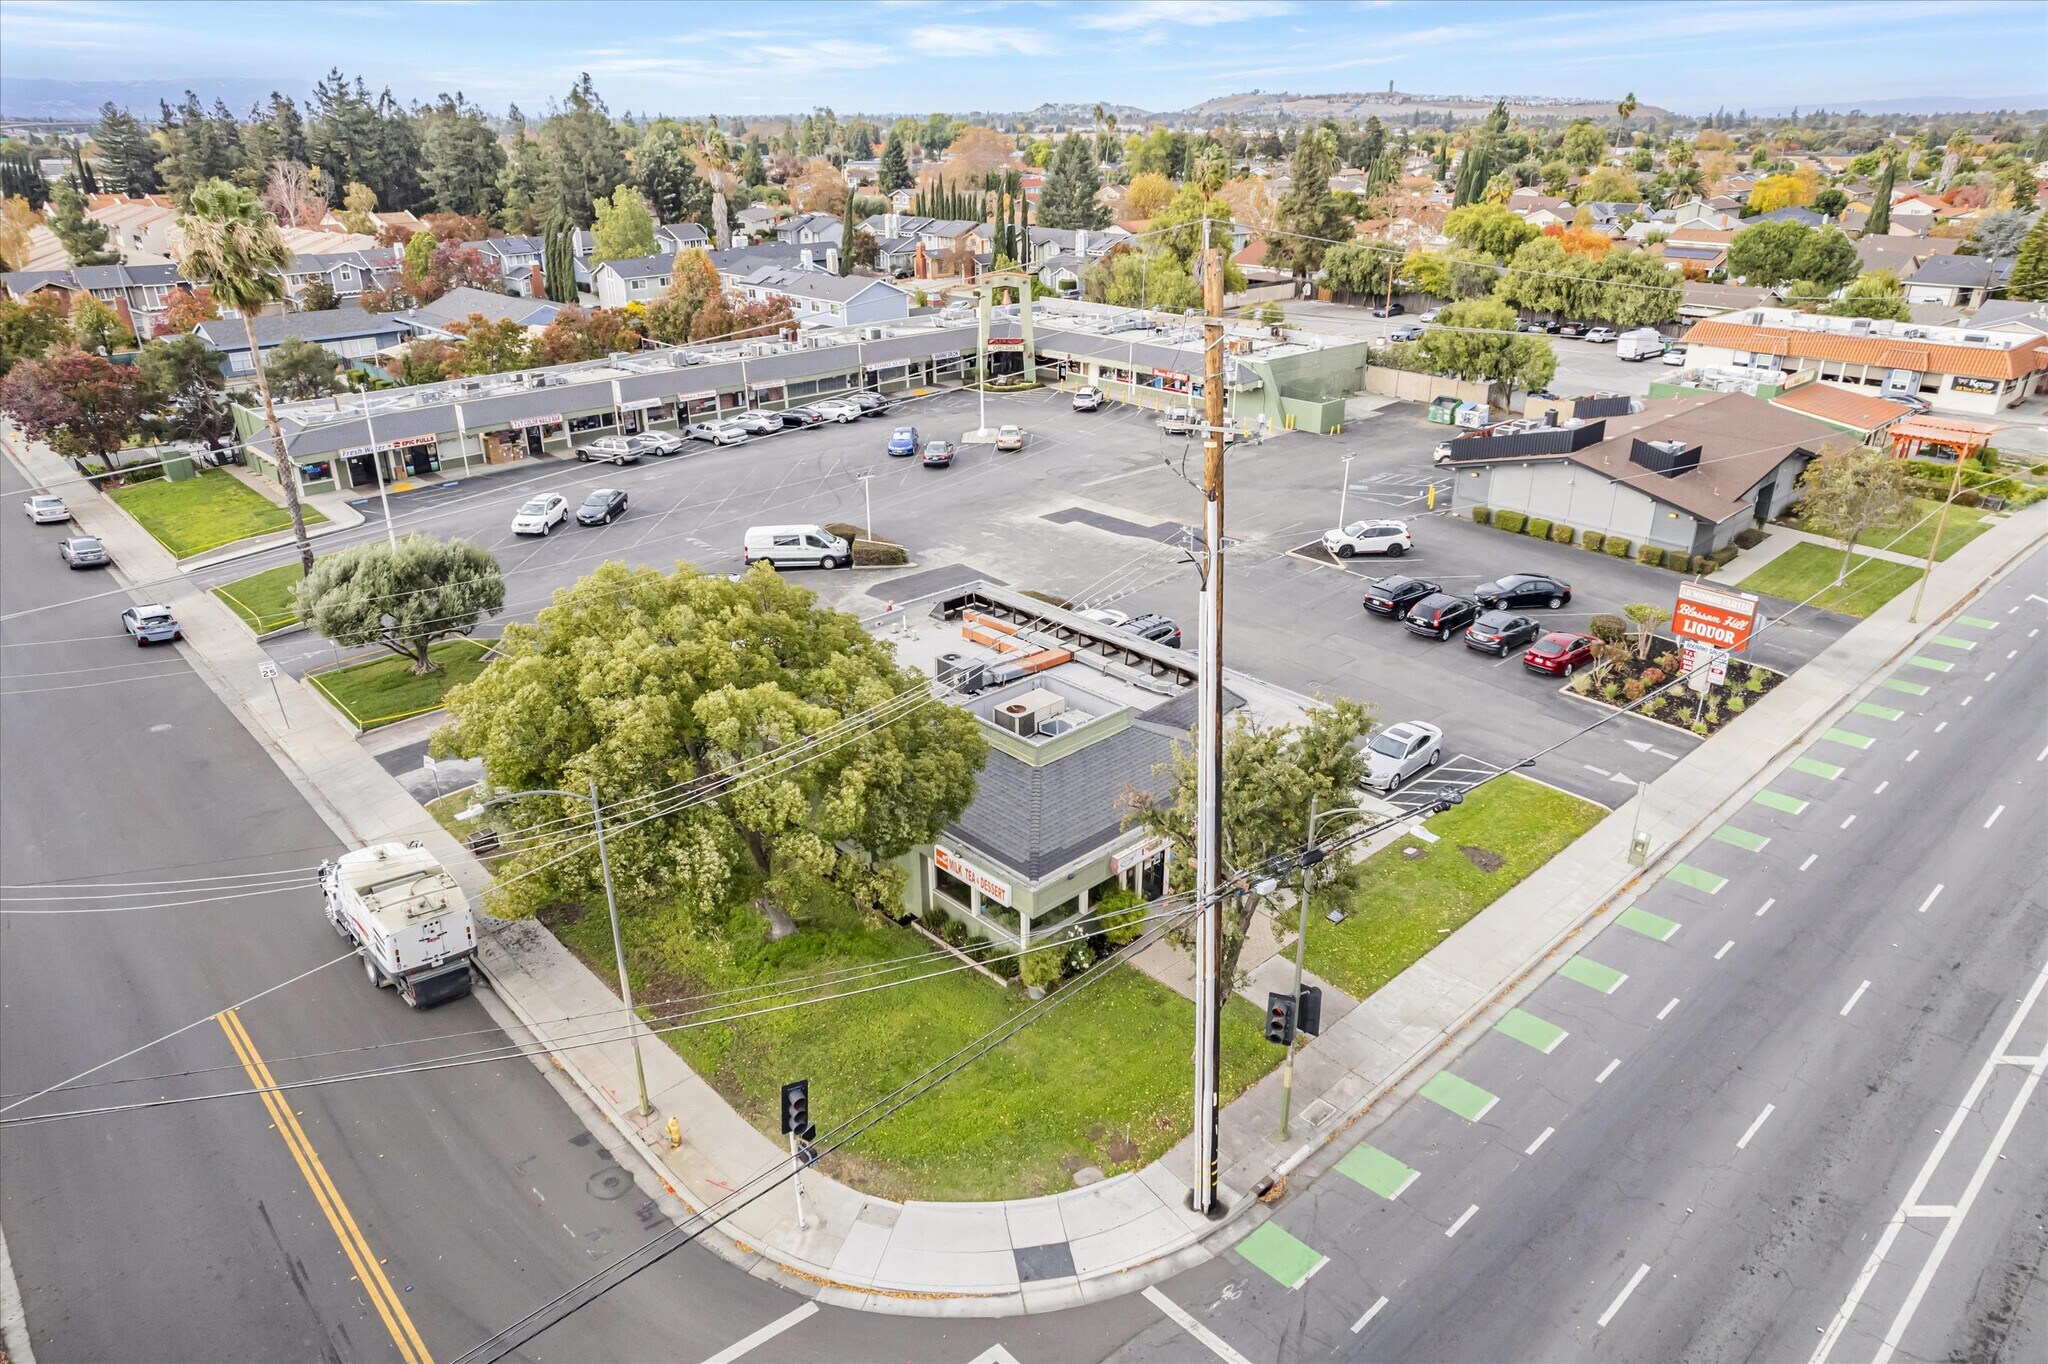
[1726,219,1812,287]
[879,130,913,195]
[137,332,233,448]
[264,336,343,399]
[175,178,316,572]
[418,94,507,219]
[590,184,656,262]
[1795,444,1917,582]
[1864,151,1896,235]
[47,183,118,265]
[1320,241,1403,298]
[2008,214,2048,301]
[1788,227,1860,289]
[1591,248,1682,326]
[94,102,163,194]
[634,120,711,226]
[539,74,631,225]
[433,562,988,926]
[1036,134,1109,231]
[297,535,505,675]
[1821,269,1911,321]
[1444,202,1539,261]
[1268,127,1352,281]
[1416,297,1557,394]
[0,350,146,463]
[1127,703,1374,1038]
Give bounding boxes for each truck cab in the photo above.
[320,842,477,1008]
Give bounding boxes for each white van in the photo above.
[1616,328,1667,362]
[742,524,851,570]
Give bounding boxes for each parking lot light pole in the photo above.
[1337,454,1355,529]
[461,778,651,1117]
[357,393,399,551]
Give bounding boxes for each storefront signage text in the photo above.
[1671,582,1759,652]
[508,412,562,431]
[934,846,1012,906]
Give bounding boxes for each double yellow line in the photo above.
[218,1007,433,1364]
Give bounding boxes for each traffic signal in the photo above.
[780,1078,810,1136]
[1264,991,1296,1045]
[1296,985,1323,1038]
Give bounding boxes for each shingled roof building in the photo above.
[1439,392,1842,560]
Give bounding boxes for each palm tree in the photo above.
[175,177,315,575]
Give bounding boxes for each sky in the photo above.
[3,0,2045,117]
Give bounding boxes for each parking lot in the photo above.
[199,383,1852,809]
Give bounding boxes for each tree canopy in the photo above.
[1415,298,1557,393]
[1795,445,1917,582]
[297,535,505,675]
[0,350,146,460]
[1036,135,1109,232]
[433,561,988,926]
[591,184,657,263]
[1444,202,1539,261]
[265,337,343,399]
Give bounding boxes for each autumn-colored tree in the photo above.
[0,350,147,462]
[1541,223,1613,257]
[387,337,463,385]
[153,286,220,337]
[69,293,136,354]
[0,195,38,273]
[449,313,533,374]
[261,159,327,230]
[0,292,71,375]
[1746,173,1812,214]
[416,240,502,302]
[422,211,494,242]
[940,125,1018,181]
[338,181,379,234]
[1123,171,1174,220]
[528,305,643,366]
[790,159,848,216]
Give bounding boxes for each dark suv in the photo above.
[1362,575,1439,618]
[1403,593,1479,640]
[1127,614,1182,648]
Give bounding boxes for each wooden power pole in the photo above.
[1191,221,1228,1218]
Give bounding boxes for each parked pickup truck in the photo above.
[320,842,477,1008]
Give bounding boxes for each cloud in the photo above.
[1079,0,1292,31]
[908,25,1055,58]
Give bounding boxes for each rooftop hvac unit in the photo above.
[933,652,986,693]
[1963,333,1990,343]
[863,326,885,341]
[991,689,1065,737]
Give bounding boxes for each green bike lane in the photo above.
[1108,555,2047,1364]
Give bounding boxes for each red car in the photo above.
[1523,631,1597,676]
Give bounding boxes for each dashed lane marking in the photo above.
[1525,1126,1556,1156]
[1737,1103,1776,1150]
[1597,1264,1652,1330]
[1657,997,1681,1020]
[1350,1296,1390,1335]
[1596,1058,1621,1084]
[1716,940,1735,960]
[1756,897,1776,917]
[1918,884,1943,913]
[1841,981,1871,1017]
[1445,1204,1479,1238]
[1142,1286,1256,1364]
[1985,805,2005,829]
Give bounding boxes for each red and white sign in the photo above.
[1680,640,1730,688]
[934,845,1012,906]
[1672,582,1759,653]
[508,412,563,431]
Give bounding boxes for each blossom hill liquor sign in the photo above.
[1672,581,1759,652]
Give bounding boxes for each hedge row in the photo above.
[1471,506,1734,575]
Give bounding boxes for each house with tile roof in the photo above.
[1679,306,2048,415]
[1439,392,1841,557]
[1766,380,1913,442]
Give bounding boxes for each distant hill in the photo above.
[1175,90,1670,126]
[1,77,314,121]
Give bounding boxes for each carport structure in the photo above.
[1885,414,2000,462]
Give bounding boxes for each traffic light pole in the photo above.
[1278,795,1318,1140]
[788,1132,810,1231]
[1190,222,1228,1219]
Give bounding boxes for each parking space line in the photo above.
[1716,940,1735,960]
[1142,1286,1256,1364]
[1823,728,1876,750]
[1350,1296,1390,1334]
[1930,634,1976,651]
[1232,1223,1328,1290]
[1905,656,1954,672]
[1841,981,1871,1017]
[1792,758,1843,780]
[1657,997,1680,1021]
[1753,790,1809,814]
[1881,678,1930,696]
[1918,884,1944,914]
[698,1303,820,1364]
[1598,1264,1653,1329]
[1736,1103,1776,1150]
[1445,1204,1479,1237]
[1854,702,1903,721]
[1596,1058,1621,1084]
[1525,1126,1556,1156]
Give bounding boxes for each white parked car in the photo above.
[1661,346,1688,366]
[1360,721,1443,793]
[1418,308,1441,324]
[1079,607,1131,628]
[1322,519,1413,559]
[510,493,569,536]
[733,411,784,436]
[1072,386,1105,411]
[688,419,748,445]
[22,494,70,523]
[1584,327,1617,344]
[811,397,862,423]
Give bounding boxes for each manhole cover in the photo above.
[1301,1099,1337,1129]
[586,1166,633,1200]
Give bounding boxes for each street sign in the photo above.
[258,661,279,680]
[1672,582,1759,653]
[1680,640,1728,691]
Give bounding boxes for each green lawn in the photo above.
[545,897,1278,1202]
[107,471,326,559]
[1786,497,1990,563]
[212,561,308,633]
[1303,776,1605,1001]
[307,638,495,730]
[1738,542,1923,618]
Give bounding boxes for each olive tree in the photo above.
[1795,444,1917,582]
[296,535,506,674]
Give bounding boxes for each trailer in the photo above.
[320,842,477,1008]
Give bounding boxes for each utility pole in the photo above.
[1907,453,1965,623]
[1191,216,1227,1218]
[358,393,399,552]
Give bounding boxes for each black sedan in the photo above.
[1403,593,1479,640]
[1362,575,1440,618]
[777,407,825,428]
[921,439,956,468]
[1473,573,1572,609]
[1464,609,1542,655]
[575,488,629,526]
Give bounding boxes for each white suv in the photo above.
[1322,519,1413,559]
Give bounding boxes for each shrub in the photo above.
[1641,666,1666,686]
[1622,678,1646,701]
[1580,530,1605,553]
[1569,671,1594,694]
[1734,526,1767,550]
[1471,506,1491,525]
[1954,489,1981,508]
[1744,669,1765,693]
[1093,885,1149,948]
[1710,545,1740,567]
[1551,523,1576,545]
[1526,516,1553,540]
[1654,650,1679,671]
[1636,544,1663,567]
[986,945,1022,980]
[1589,613,1627,644]
[1728,694,1747,713]
[1605,537,1632,558]
[938,915,971,949]
[1020,941,1066,991]
[2031,462,2048,477]
[1599,680,1621,701]
[1691,555,1715,575]
[1493,510,1528,534]
[1974,449,2000,473]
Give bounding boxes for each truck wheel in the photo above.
[364,954,388,988]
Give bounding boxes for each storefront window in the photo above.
[298,461,332,484]
[568,412,613,433]
[934,865,972,910]
[686,394,719,416]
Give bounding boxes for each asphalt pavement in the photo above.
[1106,545,2048,1364]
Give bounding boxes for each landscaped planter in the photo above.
[1562,635,1784,738]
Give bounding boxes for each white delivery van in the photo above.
[1616,328,1668,362]
[743,524,851,570]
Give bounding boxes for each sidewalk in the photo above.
[9,416,2042,1318]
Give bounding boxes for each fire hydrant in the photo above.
[666,1116,682,1150]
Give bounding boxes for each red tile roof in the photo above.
[1682,319,2048,381]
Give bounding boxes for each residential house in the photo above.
[397,286,560,340]
[83,193,181,259]
[655,222,710,255]
[320,208,428,238]
[1967,298,2048,339]
[1657,228,1737,273]
[887,186,916,214]
[1854,234,1956,278]
[280,249,400,308]
[1902,254,2012,310]
[1679,281,1773,320]
[2,262,190,332]
[1441,392,1835,558]
[731,267,909,327]
[1579,201,1646,236]
[475,236,546,295]
[590,254,682,310]
[706,240,815,282]
[733,204,782,236]
[1678,306,2048,414]
[775,212,842,245]
[1752,205,1828,227]
[194,305,409,378]
[1668,199,1742,232]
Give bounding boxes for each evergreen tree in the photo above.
[879,131,913,195]
[537,73,630,226]
[1270,127,1353,280]
[2008,215,2048,302]
[737,139,766,188]
[543,213,579,303]
[1037,135,1109,231]
[47,183,118,265]
[1865,150,1896,235]
[419,94,507,219]
[0,151,49,208]
[94,103,162,194]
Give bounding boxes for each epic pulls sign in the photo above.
[934,845,1012,906]
[1672,582,1760,652]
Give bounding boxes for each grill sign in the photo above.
[1672,582,1759,652]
